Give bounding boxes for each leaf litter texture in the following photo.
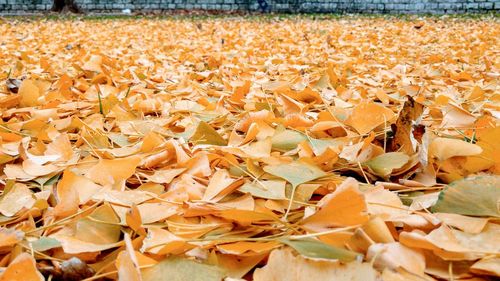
[0,16,499,280]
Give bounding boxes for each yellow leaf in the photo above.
[254,248,379,281]
[364,152,410,178]
[141,227,191,255]
[190,121,226,146]
[0,183,36,217]
[302,178,369,231]
[0,253,44,281]
[18,79,40,107]
[346,102,395,135]
[367,242,426,276]
[471,257,500,276]
[202,169,240,202]
[217,241,280,255]
[87,155,141,185]
[429,137,482,161]
[0,228,24,251]
[54,170,80,218]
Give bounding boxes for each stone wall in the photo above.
[0,0,498,14]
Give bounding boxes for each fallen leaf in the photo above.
[253,248,378,281]
[280,238,361,262]
[238,180,287,200]
[190,121,227,146]
[347,101,395,135]
[390,97,424,154]
[429,137,482,161]
[0,253,44,281]
[0,227,24,251]
[367,242,426,276]
[302,178,369,230]
[53,170,80,218]
[18,79,40,107]
[432,176,500,217]
[263,161,326,188]
[142,257,225,281]
[87,155,141,185]
[0,183,36,217]
[364,152,410,178]
[471,256,500,276]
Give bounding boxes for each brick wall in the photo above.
[0,0,498,14]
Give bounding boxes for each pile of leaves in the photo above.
[0,16,499,280]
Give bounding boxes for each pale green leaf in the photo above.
[364,152,409,177]
[308,138,342,155]
[190,121,227,146]
[75,203,121,244]
[280,238,361,262]
[238,180,287,200]
[142,258,225,281]
[30,237,61,252]
[271,127,307,151]
[263,161,326,188]
[431,176,500,217]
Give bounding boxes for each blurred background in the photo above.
[0,0,498,15]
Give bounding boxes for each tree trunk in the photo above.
[52,0,81,13]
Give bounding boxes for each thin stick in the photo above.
[26,200,102,234]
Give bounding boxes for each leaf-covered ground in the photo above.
[0,15,499,281]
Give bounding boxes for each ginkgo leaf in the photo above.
[141,227,190,255]
[117,251,141,281]
[253,248,377,281]
[400,223,500,260]
[82,54,103,72]
[302,177,369,230]
[263,161,326,188]
[308,138,342,155]
[367,242,425,276]
[137,203,177,224]
[0,183,36,217]
[216,253,266,279]
[364,152,410,177]
[142,258,225,281]
[471,257,500,276]
[217,241,280,255]
[75,203,121,244]
[142,168,186,184]
[55,170,102,205]
[429,137,482,161]
[238,180,287,200]
[0,153,15,165]
[264,161,326,218]
[54,170,80,218]
[390,97,423,154]
[18,79,40,107]
[431,176,500,217]
[280,238,361,262]
[0,253,44,281]
[271,127,307,151]
[50,235,123,254]
[434,213,489,234]
[202,169,242,202]
[126,204,143,234]
[0,227,24,251]
[190,121,227,146]
[87,155,141,186]
[116,233,142,281]
[30,237,61,252]
[346,101,395,135]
